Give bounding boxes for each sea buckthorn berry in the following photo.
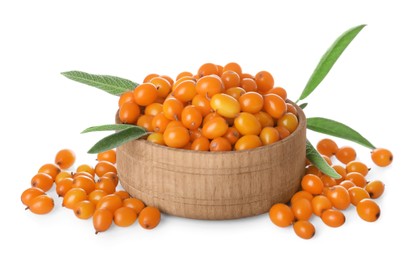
[365,180,385,199]
[210,93,241,118]
[346,161,369,176]
[332,165,347,184]
[234,135,262,151]
[224,62,242,77]
[55,149,76,170]
[277,112,298,133]
[263,94,287,119]
[269,203,294,227]
[173,76,196,91]
[371,148,393,167]
[123,198,145,214]
[293,220,315,240]
[320,175,336,187]
[163,126,190,148]
[345,172,367,188]
[241,73,254,79]
[336,146,356,164]
[316,139,339,157]
[31,172,54,192]
[221,70,240,89]
[152,113,171,133]
[119,101,141,124]
[166,120,185,129]
[63,188,88,210]
[196,75,224,98]
[291,191,313,205]
[160,75,174,86]
[118,91,135,108]
[260,127,280,145]
[147,132,165,146]
[216,65,224,76]
[38,163,61,180]
[97,150,116,164]
[202,117,228,139]
[26,195,54,215]
[223,127,240,145]
[93,209,113,234]
[95,161,117,178]
[291,198,313,220]
[189,128,202,142]
[143,73,159,83]
[239,92,264,114]
[96,194,123,213]
[210,137,232,152]
[139,206,161,229]
[348,187,370,206]
[203,112,221,125]
[76,164,95,176]
[73,175,96,194]
[311,195,332,217]
[133,83,158,106]
[276,126,291,140]
[240,78,257,92]
[72,171,94,180]
[192,94,212,117]
[21,187,46,206]
[163,96,184,121]
[55,178,73,197]
[268,87,287,100]
[102,172,119,186]
[145,103,163,116]
[225,87,246,100]
[339,180,356,190]
[88,189,108,205]
[305,165,322,177]
[114,207,138,227]
[176,71,193,81]
[234,112,262,135]
[137,114,155,132]
[322,155,332,166]
[254,111,274,128]
[114,191,130,201]
[73,200,95,220]
[191,136,210,151]
[326,185,350,210]
[173,80,197,102]
[356,199,380,222]
[301,174,324,195]
[255,70,274,93]
[198,63,218,77]
[150,77,172,98]
[96,177,116,194]
[321,209,345,228]
[286,103,298,116]
[181,105,202,130]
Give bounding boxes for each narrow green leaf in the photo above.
[81,124,137,134]
[299,103,308,109]
[298,24,366,101]
[61,71,138,96]
[306,139,341,179]
[87,127,147,154]
[307,117,376,149]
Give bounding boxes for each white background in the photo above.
[1,0,416,259]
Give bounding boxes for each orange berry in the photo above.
[133,83,158,106]
[210,93,241,118]
[348,187,370,206]
[254,111,274,128]
[55,149,76,170]
[234,135,262,151]
[114,207,138,227]
[345,172,367,188]
[96,177,116,194]
[55,177,73,197]
[223,127,241,145]
[365,180,385,199]
[144,103,163,116]
[88,189,108,205]
[224,62,242,77]
[269,203,294,227]
[21,187,46,206]
[102,172,118,186]
[195,75,224,98]
[63,188,88,210]
[277,112,298,133]
[326,185,350,210]
[73,200,95,219]
[371,148,393,167]
[38,163,61,180]
[336,146,356,164]
[93,209,113,234]
[173,80,197,102]
[150,77,172,98]
[293,220,315,240]
[346,161,369,176]
[119,101,141,124]
[210,137,232,152]
[238,92,264,114]
[320,175,337,187]
[26,195,54,215]
[118,91,135,108]
[356,199,380,222]
[136,114,154,132]
[268,87,287,100]
[113,190,130,201]
[189,128,202,142]
[234,112,262,135]
[276,126,291,140]
[181,105,203,130]
[163,126,190,148]
[97,150,117,164]
[191,136,210,151]
[143,73,159,83]
[31,172,54,192]
[198,63,218,77]
[301,174,324,195]
[73,175,96,194]
[291,198,313,220]
[216,65,224,76]
[311,195,332,217]
[321,209,345,227]
[202,117,229,139]
[163,96,184,121]
[75,164,95,177]
[332,165,347,184]
[221,70,240,89]
[96,194,123,213]
[339,180,356,190]
[286,103,298,116]
[305,165,322,177]
[152,113,171,133]
[263,94,287,119]
[316,139,339,157]
[95,161,117,178]
[160,75,174,86]
[291,191,313,205]
[147,132,165,146]
[176,71,193,81]
[260,127,280,145]
[255,71,274,93]
[123,198,145,214]
[139,206,161,229]
[192,94,212,117]
[240,78,257,92]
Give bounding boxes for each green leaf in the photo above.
[307,117,376,149]
[61,70,138,96]
[87,127,148,154]
[299,103,308,109]
[306,139,341,179]
[81,124,137,134]
[297,24,366,102]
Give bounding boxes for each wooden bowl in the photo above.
[116,101,306,220]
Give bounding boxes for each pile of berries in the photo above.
[269,138,393,239]
[118,62,298,151]
[21,149,161,234]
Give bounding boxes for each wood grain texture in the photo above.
[117,101,306,220]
